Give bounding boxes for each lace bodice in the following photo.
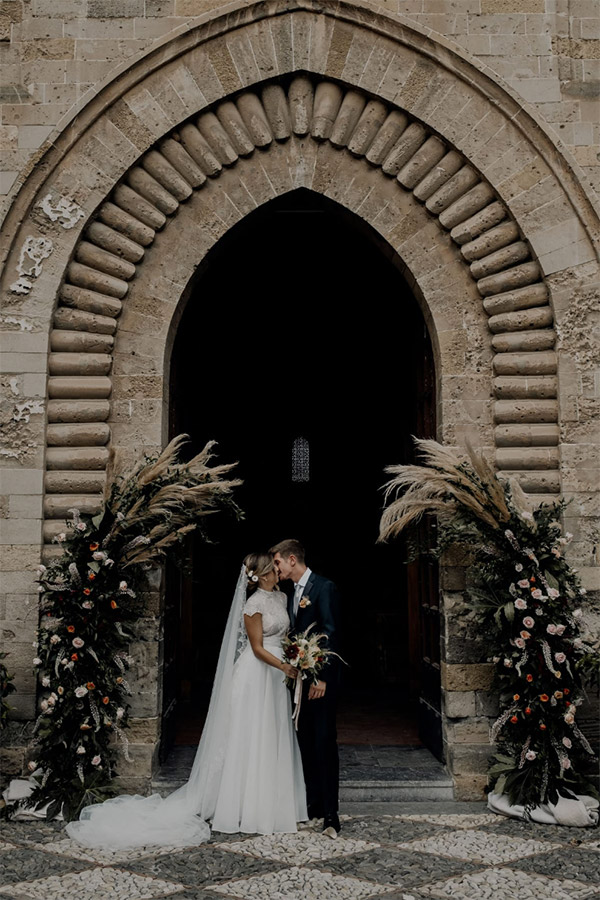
[244,588,289,638]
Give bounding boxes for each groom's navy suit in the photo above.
[287,571,341,819]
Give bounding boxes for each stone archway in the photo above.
[2,0,598,797]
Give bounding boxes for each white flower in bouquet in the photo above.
[92,755,101,766]
[76,746,86,755]
[50,634,61,644]
[75,686,88,698]
[41,676,50,687]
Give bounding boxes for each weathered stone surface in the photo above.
[453,774,488,801]
[442,662,494,692]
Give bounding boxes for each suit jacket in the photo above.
[287,571,341,684]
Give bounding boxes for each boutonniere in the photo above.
[299,596,311,608]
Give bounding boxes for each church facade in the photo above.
[1,0,599,799]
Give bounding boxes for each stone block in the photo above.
[112,774,152,794]
[448,743,492,775]
[446,719,492,744]
[128,717,161,744]
[453,774,488,801]
[114,741,158,778]
[444,691,477,718]
[475,691,500,717]
[88,0,144,16]
[0,747,25,781]
[442,662,494,692]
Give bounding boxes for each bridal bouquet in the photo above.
[282,626,331,687]
[282,626,342,729]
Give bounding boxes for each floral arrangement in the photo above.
[27,436,240,821]
[379,438,598,810]
[1,652,17,729]
[282,626,332,686]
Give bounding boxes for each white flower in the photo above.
[579,588,587,595]
[27,761,37,772]
[119,581,128,591]
[82,600,93,610]
[492,656,500,664]
[56,533,66,543]
[547,588,559,599]
[562,757,571,769]
[247,570,254,577]
[521,511,533,521]
[37,564,47,575]
[75,686,88,698]
[252,575,258,582]
[554,652,566,664]
[117,512,124,521]
[93,551,106,561]
[514,638,526,649]
[515,599,527,610]
[503,659,513,668]
[546,624,557,635]
[72,637,84,648]
[573,608,583,618]
[525,750,537,761]
[562,737,572,749]
[33,657,42,666]
[116,707,124,719]
[60,658,68,666]
[92,755,101,766]
[47,695,56,706]
[76,746,86,755]
[564,713,575,724]
[104,558,114,567]
[573,638,583,649]
[76,522,86,531]
[50,634,61,644]
[37,585,45,593]
[531,589,543,600]
[555,624,565,635]
[535,608,543,616]
[517,579,529,589]
[515,563,523,572]
[523,616,535,629]
[32,641,38,649]
[41,676,50,687]
[40,699,48,711]
[565,532,573,540]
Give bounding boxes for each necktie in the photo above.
[294,583,303,617]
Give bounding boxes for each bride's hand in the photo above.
[281,663,298,679]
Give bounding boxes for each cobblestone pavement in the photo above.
[1,803,599,900]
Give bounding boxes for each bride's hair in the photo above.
[243,552,274,594]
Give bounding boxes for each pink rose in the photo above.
[517,580,529,589]
[555,624,565,635]
[515,599,527,610]
[562,737,572,749]
[92,755,101,766]
[523,617,535,629]
[514,638,526,649]
[72,637,84,648]
[531,589,543,600]
[554,652,566,664]
[546,624,557,635]
[547,588,559,599]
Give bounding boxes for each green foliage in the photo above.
[27,437,240,821]
[0,651,17,729]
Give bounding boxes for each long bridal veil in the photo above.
[66,566,248,849]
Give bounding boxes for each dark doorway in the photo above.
[164,189,439,759]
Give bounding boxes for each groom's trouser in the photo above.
[297,681,339,817]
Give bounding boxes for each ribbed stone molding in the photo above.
[44,75,559,549]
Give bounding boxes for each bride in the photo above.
[66,553,307,848]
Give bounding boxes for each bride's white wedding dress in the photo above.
[65,575,307,848]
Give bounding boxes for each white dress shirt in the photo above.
[293,567,312,617]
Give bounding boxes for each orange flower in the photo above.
[110,600,118,609]
[525,707,532,714]
[67,625,75,633]
[105,721,112,728]
[116,676,123,684]
[526,674,533,682]
[530,576,536,582]
[102,696,109,705]
[88,572,95,581]
[90,543,99,551]
[71,653,78,661]
[80,724,91,730]
[513,694,520,701]
[86,682,95,690]
[540,694,549,702]
[83,588,91,596]
[510,716,518,724]
[540,723,547,730]
[554,691,563,699]
[555,671,562,678]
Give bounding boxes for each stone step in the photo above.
[339,778,454,802]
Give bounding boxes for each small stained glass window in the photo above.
[291,437,310,483]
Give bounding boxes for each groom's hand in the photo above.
[308,680,326,700]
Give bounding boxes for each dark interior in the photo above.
[164,188,436,753]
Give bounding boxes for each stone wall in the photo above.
[1,0,598,800]
[1,0,599,219]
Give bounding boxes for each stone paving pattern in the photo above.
[1,804,599,900]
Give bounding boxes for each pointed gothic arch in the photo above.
[2,0,598,796]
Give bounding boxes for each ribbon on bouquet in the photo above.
[292,675,303,731]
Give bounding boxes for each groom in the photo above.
[270,539,341,836]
